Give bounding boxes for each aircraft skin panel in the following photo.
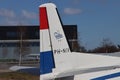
[40,5,55,75]
[40,7,49,30]
[40,30,51,52]
[107,77,120,80]
[46,4,71,54]
[40,51,55,74]
[74,68,120,80]
[39,3,120,80]
[67,52,120,68]
[45,2,71,70]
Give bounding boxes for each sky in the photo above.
[0,0,120,50]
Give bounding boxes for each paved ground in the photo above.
[0,63,11,73]
[0,63,39,80]
[0,63,39,73]
[0,72,39,80]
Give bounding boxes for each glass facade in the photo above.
[0,25,78,59]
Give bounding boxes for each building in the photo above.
[0,25,78,59]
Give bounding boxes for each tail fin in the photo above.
[39,3,120,80]
[39,3,71,75]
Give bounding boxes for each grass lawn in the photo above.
[0,72,39,80]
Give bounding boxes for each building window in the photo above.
[7,32,16,37]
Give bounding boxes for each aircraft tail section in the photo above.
[39,3,71,75]
[40,5,55,75]
[44,4,71,55]
[39,3,120,80]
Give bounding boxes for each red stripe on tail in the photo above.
[39,7,49,30]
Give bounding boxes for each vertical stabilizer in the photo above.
[39,4,55,75]
[45,4,71,55]
[39,3,71,75]
[39,3,120,80]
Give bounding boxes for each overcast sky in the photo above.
[0,0,120,49]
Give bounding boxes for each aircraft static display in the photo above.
[39,3,120,80]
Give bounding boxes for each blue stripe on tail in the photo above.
[40,51,55,74]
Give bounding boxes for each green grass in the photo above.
[0,72,39,80]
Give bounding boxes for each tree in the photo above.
[90,38,119,53]
[15,26,31,65]
[118,45,120,51]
